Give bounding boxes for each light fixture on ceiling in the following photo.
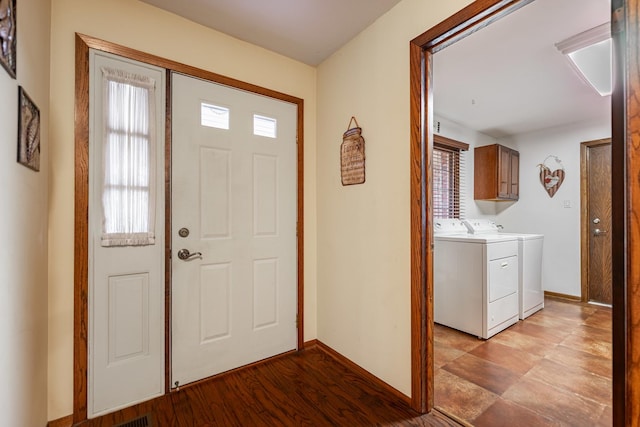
[555,23,612,96]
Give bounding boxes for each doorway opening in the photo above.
[409,0,634,424]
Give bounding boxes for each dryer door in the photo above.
[489,255,518,302]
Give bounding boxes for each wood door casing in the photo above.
[581,139,612,305]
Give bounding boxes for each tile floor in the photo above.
[434,297,612,426]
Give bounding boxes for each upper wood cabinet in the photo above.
[474,144,519,201]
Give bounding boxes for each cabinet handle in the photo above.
[501,262,508,268]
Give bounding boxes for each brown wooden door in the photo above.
[582,140,612,304]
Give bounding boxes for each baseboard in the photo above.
[303,338,318,349]
[47,414,73,427]
[544,291,581,301]
[311,340,412,406]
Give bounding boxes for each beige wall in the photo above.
[0,0,51,425]
[48,0,317,419]
[316,0,473,396]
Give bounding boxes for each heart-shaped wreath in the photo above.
[537,156,565,198]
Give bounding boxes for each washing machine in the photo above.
[464,219,544,319]
[434,219,520,339]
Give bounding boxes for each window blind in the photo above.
[433,135,469,219]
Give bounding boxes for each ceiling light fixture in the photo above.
[555,23,612,96]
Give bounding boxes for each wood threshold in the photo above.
[74,33,305,423]
[410,0,636,424]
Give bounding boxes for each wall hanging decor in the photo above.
[18,86,40,171]
[340,116,365,185]
[537,155,564,198]
[0,0,16,78]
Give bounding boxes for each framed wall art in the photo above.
[18,86,40,171]
[0,0,16,78]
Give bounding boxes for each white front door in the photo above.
[171,73,298,387]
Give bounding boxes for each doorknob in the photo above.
[593,228,608,236]
[177,249,202,260]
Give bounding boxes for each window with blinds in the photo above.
[433,135,469,219]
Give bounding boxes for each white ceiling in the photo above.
[139,0,403,66]
[141,0,611,138]
[433,0,611,138]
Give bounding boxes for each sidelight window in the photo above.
[100,67,157,246]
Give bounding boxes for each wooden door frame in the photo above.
[409,1,639,424]
[73,33,305,423]
[580,138,612,303]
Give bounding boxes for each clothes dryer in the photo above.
[464,219,544,319]
[434,219,520,339]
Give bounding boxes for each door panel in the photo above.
[171,73,298,387]
[88,51,165,417]
[586,142,612,304]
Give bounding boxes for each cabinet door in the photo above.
[497,145,511,198]
[509,150,519,199]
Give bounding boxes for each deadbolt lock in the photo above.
[178,227,190,237]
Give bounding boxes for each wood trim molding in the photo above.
[73,33,90,423]
[579,139,612,303]
[611,1,639,424]
[313,340,412,407]
[47,414,73,427]
[409,39,429,413]
[411,0,535,53]
[74,33,305,423]
[543,291,582,302]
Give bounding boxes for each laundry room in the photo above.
[429,0,613,424]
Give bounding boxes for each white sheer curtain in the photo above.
[100,67,157,247]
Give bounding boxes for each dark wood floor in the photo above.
[434,297,612,426]
[78,345,459,427]
[73,297,609,427]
